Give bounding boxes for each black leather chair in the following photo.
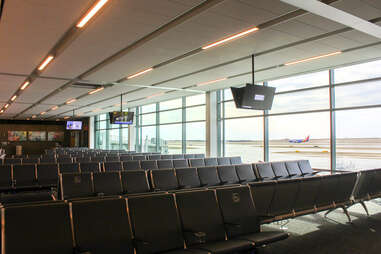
[217,165,240,185]
[3,202,73,253]
[268,178,299,217]
[173,154,184,159]
[176,190,254,254]
[293,176,321,212]
[123,160,141,171]
[13,164,37,189]
[76,157,91,163]
[148,154,161,160]
[184,154,195,159]
[71,198,133,254]
[37,163,59,187]
[198,166,223,187]
[57,157,73,164]
[22,158,40,164]
[204,158,218,167]
[93,171,123,196]
[157,159,174,169]
[315,174,340,209]
[235,164,258,184]
[121,171,151,195]
[132,155,146,161]
[248,181,277,217]
[104,161,123,172]
[173,159,189,168]
[128,194,207,254]
[189,158,205,167]
[140,160,158,170]
[229,156,242,165]
[176,167,202,189]
[90,156,105,163]
[0,165,13,191]
[298,160,319,176]
[216,186,289,246]
[150,169,179,192]
[105,156,120,162]
[120,155,133,161]
[217,157,231,166]
[271,162,294,179]
[59,163,80,173]
[255,163,278,181]
[4,158,22,165]
[161,154,173,160]
[80,162,101,173]
[194,154,205,159]
[60,172,94,200]
[285,161,303,177]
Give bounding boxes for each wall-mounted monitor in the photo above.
[231,84,276,110]
[66,121,82,130]
[109,112,134,125]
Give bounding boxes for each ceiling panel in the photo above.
[0,75,25,101]
[42,87,92,106]
[332,0,381,20]
[4,103,33,115]
[0,0,93,74]
[43,0,204,79]
[17,78,67,104]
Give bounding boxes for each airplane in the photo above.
[288,135,310,143]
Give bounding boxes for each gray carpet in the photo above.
[258,200,381,254]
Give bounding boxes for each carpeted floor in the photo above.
[258,200,381,254]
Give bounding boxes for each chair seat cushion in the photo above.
[192,239,253,254]
[237,231,289,246]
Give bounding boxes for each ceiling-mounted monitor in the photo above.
[66,121,82,130]
[231,84,276,110]
[109,112,134,125]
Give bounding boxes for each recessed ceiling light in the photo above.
[127,68,153,79]
[0,110,4,114]
[197,77,227,87]
[4,104,9,109]
[40,112,46,115]
[284,51,342,66]
[76,0,109,28]
[20,81,30,90]
[11,95,17,101]
[88,87,104,95]
[64,116,70,119]
[146,92,164,99]
[51,106,59,111]
[66,98,77,104]
[202,27,259,50]
[38,55,54,71]
[32,115,37,119]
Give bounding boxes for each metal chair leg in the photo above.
[341,206,352,223]
[359,201,370,216]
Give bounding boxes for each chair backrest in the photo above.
[217,165,240,184]
[91,156,105,163]
[76,157,91,163]
[315,174,340,208]
[229,156,242,165]
[71,198,133,254]
[188,158,205,167]
[173,159,189,168]
[123,161,141,171]
[368,168,381,196]
[60,172,94,200]
[175,168,202,189]
[3,202,73,254]
[22,158,39,164]
[148,154,161,160]
[353,169,375,200]
[255,163,276,179]
[204,158,218,167]
[140,160,158,170]
[172,154,184,159]
[298,160,314,174]
[235,164,257,183]
[184,154,195,159]
[4,158,22,165]
[269,179,299,216]
[104,161,123,172]
[271,162,290,178]
[121,171,150,195]
[175,190,227,247]
[37,163,59,187]
[217,157,231,166]
[194,154,205,159]
[150,169,179,191]
[93,171,123,196]
[293,176,321,212]
[0,165,12,190]
[216,186,260,239]
[248,181,276,216]
[132,155,146,161]
[160,154,173,160]
[80,162,101,173]
[57,157,73,164]
[157,159,174,169]
[334,172,358,204]
[198,166,221,187]
[285,161,302,176]
[59,163,80,173]
[13,164,36,188]
[120,155,132,161]
[105,156,120,162]
[128,194,185,253]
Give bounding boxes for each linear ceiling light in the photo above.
[197,77,227,87]
[64,116,70,119]
[20,81,30,90]
[0,110,3,114]
[38,55,54,71]
[4,104,9,109]
[146,92,164,99]
[10,95,17,101]
[66,98,77,104]
[202,27,259,50]
[51,106,59,111]
[40,111,46,115]
[32,115,36,119]
[88,87,104,95]
[127,68,153,79]
[76,0,109,28]
[284,51,342,66]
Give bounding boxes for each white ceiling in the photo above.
[0,0,380,119]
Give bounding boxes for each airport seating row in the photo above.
[2,188,288,254]
[1,153,205,164]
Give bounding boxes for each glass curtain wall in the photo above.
[136,94,206,154]
[94,113,129,150]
